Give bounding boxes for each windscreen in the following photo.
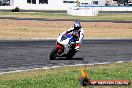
[60,34,72,41]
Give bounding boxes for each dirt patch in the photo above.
[0,19,132,39]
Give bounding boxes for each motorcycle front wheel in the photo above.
[50,47,58,60]
[66,49,76,59]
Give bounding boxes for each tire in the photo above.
[50,47,58,60]
[66,49,76,59]
[80,77,90,87]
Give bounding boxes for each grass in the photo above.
[0,62,132,88]
[0,20,132,39]
[0,12,132,21]
[0,12,132,39]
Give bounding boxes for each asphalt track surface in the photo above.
[0,39,132,72]
[0,13,132,73]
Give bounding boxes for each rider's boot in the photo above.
[75,43,80,51]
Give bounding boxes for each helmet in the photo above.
[74,21,81,30]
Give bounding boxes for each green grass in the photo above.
[0,62,132,88]
[0,12,132,21]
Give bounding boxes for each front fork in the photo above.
[56,42,64,55]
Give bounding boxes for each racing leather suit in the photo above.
[62,27,84,51]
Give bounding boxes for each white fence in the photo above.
[67,6,132,16]
[67,7,99,16]
[79,6,132,11]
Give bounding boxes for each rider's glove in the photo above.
[69,42,75,48]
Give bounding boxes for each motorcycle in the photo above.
[50,33,77,60]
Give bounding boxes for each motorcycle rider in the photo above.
[62,21,84,51]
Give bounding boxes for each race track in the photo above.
[0,39,132,72]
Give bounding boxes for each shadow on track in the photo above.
[50,57,83,60]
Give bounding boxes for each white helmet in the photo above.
[74,21,81,30]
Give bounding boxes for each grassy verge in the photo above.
[0,62,131,88]
[0,12,132,39]
[0,12,132,21]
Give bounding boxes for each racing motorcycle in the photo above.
[50,33,77,60]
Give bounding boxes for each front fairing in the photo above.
[57,35,69,46]
[57,34,74,54]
